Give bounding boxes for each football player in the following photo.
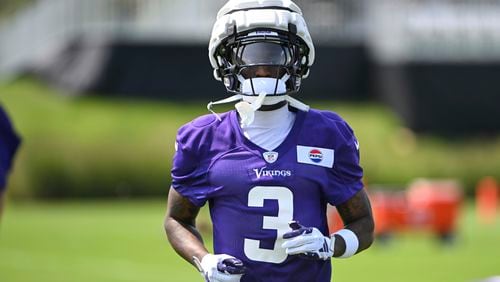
[0,105,20,222]
[164,1,374,281]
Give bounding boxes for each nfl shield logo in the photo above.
[263,151,279,164]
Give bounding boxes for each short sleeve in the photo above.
[324,121,363,205]
[170,120,221,207]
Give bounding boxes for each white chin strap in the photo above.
[207,77,309,127]
[235,91,267,127]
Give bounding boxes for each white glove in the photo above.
[281,221,334,260]
[199,254,244,282]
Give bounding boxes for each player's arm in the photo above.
[164,187,209,265]
[333,188,374,256]
[165,188,246,281]
[282,188,374,260]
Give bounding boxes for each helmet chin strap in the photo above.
[207,76,310,126]
[207,94,243,121]
[235,91,267,127]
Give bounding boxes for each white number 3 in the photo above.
[244,186,294,264]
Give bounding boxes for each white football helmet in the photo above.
[208,0,315,96]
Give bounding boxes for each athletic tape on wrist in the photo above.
[334,229,359,258]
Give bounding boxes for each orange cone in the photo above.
[476,177,498,225]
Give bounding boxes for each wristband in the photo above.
[333,229,359,258]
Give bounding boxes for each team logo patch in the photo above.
[263,151,279,164]
[308,149,323,163]
[297,145,334,168]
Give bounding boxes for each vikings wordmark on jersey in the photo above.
[172,108,363,282]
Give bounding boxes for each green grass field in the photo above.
[1,200,499,282]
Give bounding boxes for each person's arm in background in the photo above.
[0,105,21,222]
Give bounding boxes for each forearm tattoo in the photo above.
[334,189,375,255]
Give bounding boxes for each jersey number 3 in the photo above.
[244,186,293,264]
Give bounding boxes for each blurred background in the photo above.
[0,0,499,281]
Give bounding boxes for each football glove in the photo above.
[281,221,334,260]
[198,254,245,282]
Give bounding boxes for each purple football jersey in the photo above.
[172,108,363,282]
[0,105,20,191]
